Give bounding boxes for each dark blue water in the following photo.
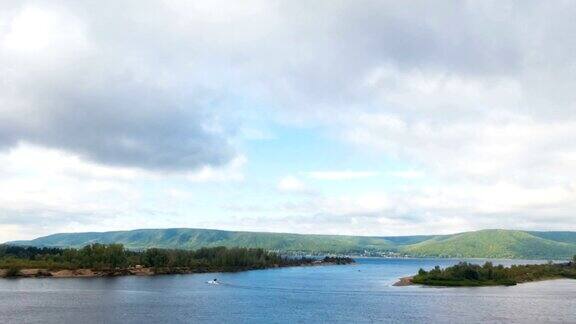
[1,258,575,323]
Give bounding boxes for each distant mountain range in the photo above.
[8,228,576,260]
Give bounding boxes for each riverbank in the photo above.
[0,258,354,279]
[396,260,576,287]
[392,276,414,286]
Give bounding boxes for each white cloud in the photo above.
[2,6,89,53]
[3,1,576,238]
[0,145,141,240]
[389,170,424,179]
[0,3,237,172]
[277,176,308,193]
[0,144,247,241]
[307,171,380,180]
[186,155,247,182]
[344,112,576,184]
[238,180,576,236]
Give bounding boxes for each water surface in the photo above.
[1,258,574,323]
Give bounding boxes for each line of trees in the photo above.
[0,244,320,271]
[139,246,293,269]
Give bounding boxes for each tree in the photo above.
[142,248,169,269]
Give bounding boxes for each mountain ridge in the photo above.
[8,228,576,260]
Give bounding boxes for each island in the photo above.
[397,257,576,287]
[0,244,354,278]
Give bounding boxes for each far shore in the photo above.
[0,260,353,279]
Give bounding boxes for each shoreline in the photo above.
[392,276,573,287]
[0,260,353,279]
[392,276,414,286]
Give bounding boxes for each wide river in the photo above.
[1,258,575,323]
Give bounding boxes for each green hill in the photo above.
[9,228,396,253]
[8,228,576,260]
[528,231,576,244]
[402,229,576,259]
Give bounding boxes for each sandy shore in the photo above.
[0,267,156,278]
[0,260,353,279]
[393,276,414,286]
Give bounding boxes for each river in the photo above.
[0,258,574,323]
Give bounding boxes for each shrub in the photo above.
[5,267,21,278]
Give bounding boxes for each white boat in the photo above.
[207,278,219,285]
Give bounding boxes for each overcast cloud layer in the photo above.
[2,1,576,240]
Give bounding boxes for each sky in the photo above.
[2,1,576,241]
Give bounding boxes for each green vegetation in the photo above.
[404,230,576,259]
[0,244,132,270]
[0,244,353,276]
[412,259,576,287]
[9,228,397,254]
[5,267,21,278]
[9,228,576,260]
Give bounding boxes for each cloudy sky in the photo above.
[2,0,576,241]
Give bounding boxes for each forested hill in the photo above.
[403,230,576,259]
[9,228,397,253]
[9,228,576,260]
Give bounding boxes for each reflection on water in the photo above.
[0,258,575,323]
